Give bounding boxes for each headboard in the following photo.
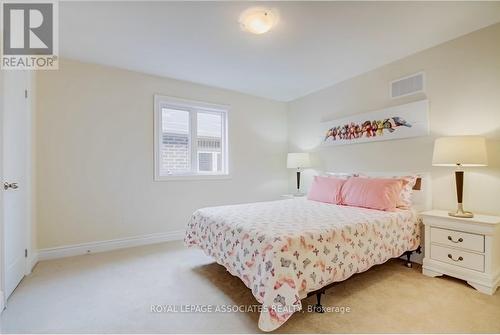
[409,173,432,213]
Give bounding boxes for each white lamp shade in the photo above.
[287,153,311,169]
[432,136,488,167]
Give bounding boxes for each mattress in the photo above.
[184,197,420,331]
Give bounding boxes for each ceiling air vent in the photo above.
[390,72,425,99]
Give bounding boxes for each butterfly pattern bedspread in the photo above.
[184,198,419,331]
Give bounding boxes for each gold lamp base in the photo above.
[449,203,474,218]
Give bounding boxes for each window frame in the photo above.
[154,94,230,181]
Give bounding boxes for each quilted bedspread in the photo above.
[184,198,420,331]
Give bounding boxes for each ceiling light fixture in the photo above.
[239,8,277,35]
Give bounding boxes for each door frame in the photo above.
[0,70,36,311]
[0,68,5,312]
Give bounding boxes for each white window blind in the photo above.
[154,95,229,180]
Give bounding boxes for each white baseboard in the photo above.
[37,230,184,261]
[27,251,39,274]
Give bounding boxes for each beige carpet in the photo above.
[1,240,500,333]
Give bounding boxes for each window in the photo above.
[154,95,228,180]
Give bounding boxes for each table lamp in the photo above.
[432,136,488,218]
[287,153,311,196]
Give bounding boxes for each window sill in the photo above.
[154,174,232,182]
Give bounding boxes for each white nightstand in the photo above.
[421,210,500,295]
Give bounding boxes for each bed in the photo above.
[184,187,424,331]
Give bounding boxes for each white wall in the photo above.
[288,23,500,215]
[36,23,500,250]
[36,59,288,249]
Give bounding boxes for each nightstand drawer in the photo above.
[430,227,484,253]
[430,244,484,272]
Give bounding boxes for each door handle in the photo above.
[3,182,19,190]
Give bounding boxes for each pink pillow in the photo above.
[308,176,346,204]
[356,174,418,209]
[341,177,404,211]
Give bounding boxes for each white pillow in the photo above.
[324,172,358,179]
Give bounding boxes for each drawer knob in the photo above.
[447,254,464,262]
[447,236,463,243]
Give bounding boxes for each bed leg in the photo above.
[405,251,412,268]
[314,291,325,313]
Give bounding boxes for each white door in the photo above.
[2,70,30,299]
